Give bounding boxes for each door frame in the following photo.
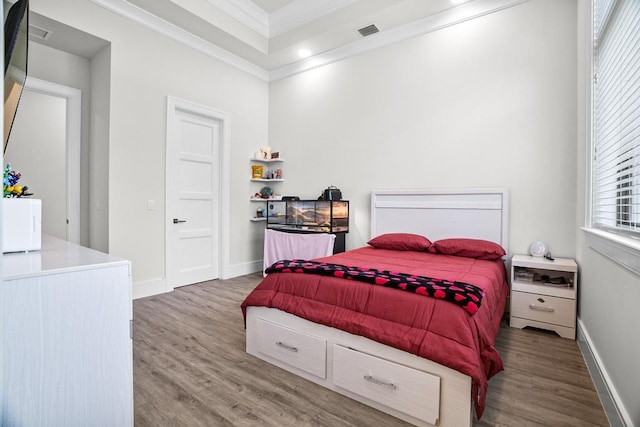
[165,96,231,290]
[23,76,81,244]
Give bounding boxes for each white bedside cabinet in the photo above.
[509,254,578,339]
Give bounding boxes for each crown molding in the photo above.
[268,0,355,37]
[183,0,355,39]
[205,0,269,38]
[90,0,269,80]
[91,0,528,83]
[269,0,529,81]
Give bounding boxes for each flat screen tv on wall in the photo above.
[3,0,29,152]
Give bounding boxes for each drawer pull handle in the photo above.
[529,304,554,313]
[363,375,397,390]
[275,341,298,352]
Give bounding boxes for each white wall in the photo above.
[269,0,577,257]
[89,45,111,253]
[576,236,640,425]
[31,0,269,290]
[575,0,640,424]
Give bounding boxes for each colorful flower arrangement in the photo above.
[3,163,33,198]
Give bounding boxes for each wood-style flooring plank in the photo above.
[133,273,609,426]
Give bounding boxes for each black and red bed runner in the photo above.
[265,259,485,315]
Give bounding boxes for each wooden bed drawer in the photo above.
[332,345,440,425]
[511,291,576,328]
[256,318,327,379]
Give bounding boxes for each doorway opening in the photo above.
[4,76,81,243]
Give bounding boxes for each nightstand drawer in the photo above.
[511,291,576,328]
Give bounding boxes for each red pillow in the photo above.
[367,233,432,251]
[428,238,505,260]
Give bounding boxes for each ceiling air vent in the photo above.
[357,24,379,37]
[29,25,51,40]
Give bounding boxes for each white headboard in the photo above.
[371,188,509,255]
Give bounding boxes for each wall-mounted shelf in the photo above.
[250,157,284,221]
[251,197,282,202]
[250,157,284,163]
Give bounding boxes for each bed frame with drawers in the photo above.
[245,188,509,427]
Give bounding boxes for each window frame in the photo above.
[585,0,640,276]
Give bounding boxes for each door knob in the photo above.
[173,218,186,224]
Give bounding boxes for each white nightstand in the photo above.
[509,254,578,339]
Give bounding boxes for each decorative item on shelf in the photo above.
[260,145,271,160]
[260,168,282,180]
[254,150,263,160]
[251,193,281,200]
[271,151,279,159]
[256,207,264,218]
[529,241,547,257]
[3,163,41,253]
[259,186,273,198]
[3,163,33,198]
[251,165,263,179]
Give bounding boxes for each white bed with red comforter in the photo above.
[242,188,509,427]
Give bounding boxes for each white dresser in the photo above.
[0,235,133,426]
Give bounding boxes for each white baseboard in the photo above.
[133,277,169,300]
[577,319,632,427]
[223,260,262,279]
[132,261,262,300]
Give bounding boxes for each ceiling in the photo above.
[27,0,524,81]
[122,0,463,70]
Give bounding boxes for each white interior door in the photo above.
[166,104,221,288]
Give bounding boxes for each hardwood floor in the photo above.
[133,273,609,426]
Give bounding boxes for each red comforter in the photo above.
[241,246,509,418]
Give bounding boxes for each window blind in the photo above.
[592,0,640,235]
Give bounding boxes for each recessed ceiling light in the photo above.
[298,49,312,58]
